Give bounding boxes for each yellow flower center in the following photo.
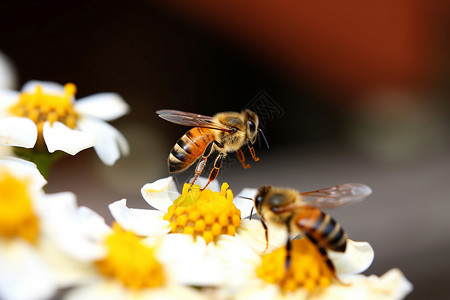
[95,223,166,289]
[0,171,40,243]
[163,183,241,244]
[257,238,333,292]
[9,83,79,135]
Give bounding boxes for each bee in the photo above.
[156,109,267,190]
[252,183,372,274]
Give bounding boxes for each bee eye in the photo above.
[248,120,256,132]
[255,195,263,208]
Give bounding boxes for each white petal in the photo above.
[0,51,18,89]
[109,199,170,236]
[0,240,57,300]
[75,93,129,121]
[77,118,128,165]
[372,268,413,300]
[235,284,280,300]
[115,126,129,156]
[76,206,112,240]
[43,121,96,155]
[0,89,19,112]
[0,116,37,148]
[329,239,374,275]
[38,193,108,261]
[141,176,179,213]
[212,235,262,288]
[22,80,65,94]
[236,219,287,253]
[322,268,412,300]
[140,284,209,300]
[65,280,126,300]
[38,235,96,287]
[157,234,225,287]
[0,156,46,189]
[235,188,258,218]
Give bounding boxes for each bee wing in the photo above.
[156,110,233,132]
[300,183,372,209]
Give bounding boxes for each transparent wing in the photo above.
[156,109,233,132]
[300,183,372,209]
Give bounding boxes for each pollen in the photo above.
[163,182,241,244]
[95,223,166,289]
[0,171,40,243]
[257,238,334,292]
[9,84,79,136]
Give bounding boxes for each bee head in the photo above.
[243,109,259,144]
[254,185,271,216]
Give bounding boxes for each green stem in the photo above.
[13,148,65,179]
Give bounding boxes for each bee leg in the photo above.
[237,149,251,169]
[246,138,260,162]
[190,141,215,188]
[201,152,224,191]
[261,219,269,252]
[280,226,292,288]
[285,223,292,271]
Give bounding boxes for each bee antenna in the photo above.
[258,128,269,149]
[238,196,255,220]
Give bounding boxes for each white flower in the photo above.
[107,176,287,288]
[45,203,210,300]
[0,50,17,89]
[233,238,412,300]
[117,176,286,250]
[0,80,129,165]
[0,157,87,300]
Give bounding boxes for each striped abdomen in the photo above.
[168,127,215,173]
[294,207,347,253]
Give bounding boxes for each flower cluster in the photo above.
[0,75,412,299]
[0,81,129,172]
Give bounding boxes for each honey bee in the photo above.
[157,109,266,190]
[252,183,372,274]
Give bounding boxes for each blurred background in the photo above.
[1,0,449,299]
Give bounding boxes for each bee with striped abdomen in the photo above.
[157,109,266,190]
[252,183,372,275]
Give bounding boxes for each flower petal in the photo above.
[43,121,96,155]
[0,240,57,300]
[236,219,287,253]
[329,239,374,275]
[109,199,170,236]
[141,176,179,213]
[371,268,413,300]
[0,89,19,113]
[323,268,412,300]
[38,192,108,262]
[235,188,258,218]
[156,234,225,287]
[212,235,262,288]
[0,156,46,190]
[77,118,128,165]
[75,93,129,121]
[0,116,37,148]
[0,51,18,89]
[38,235,96,287]
[64,280,127,300]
